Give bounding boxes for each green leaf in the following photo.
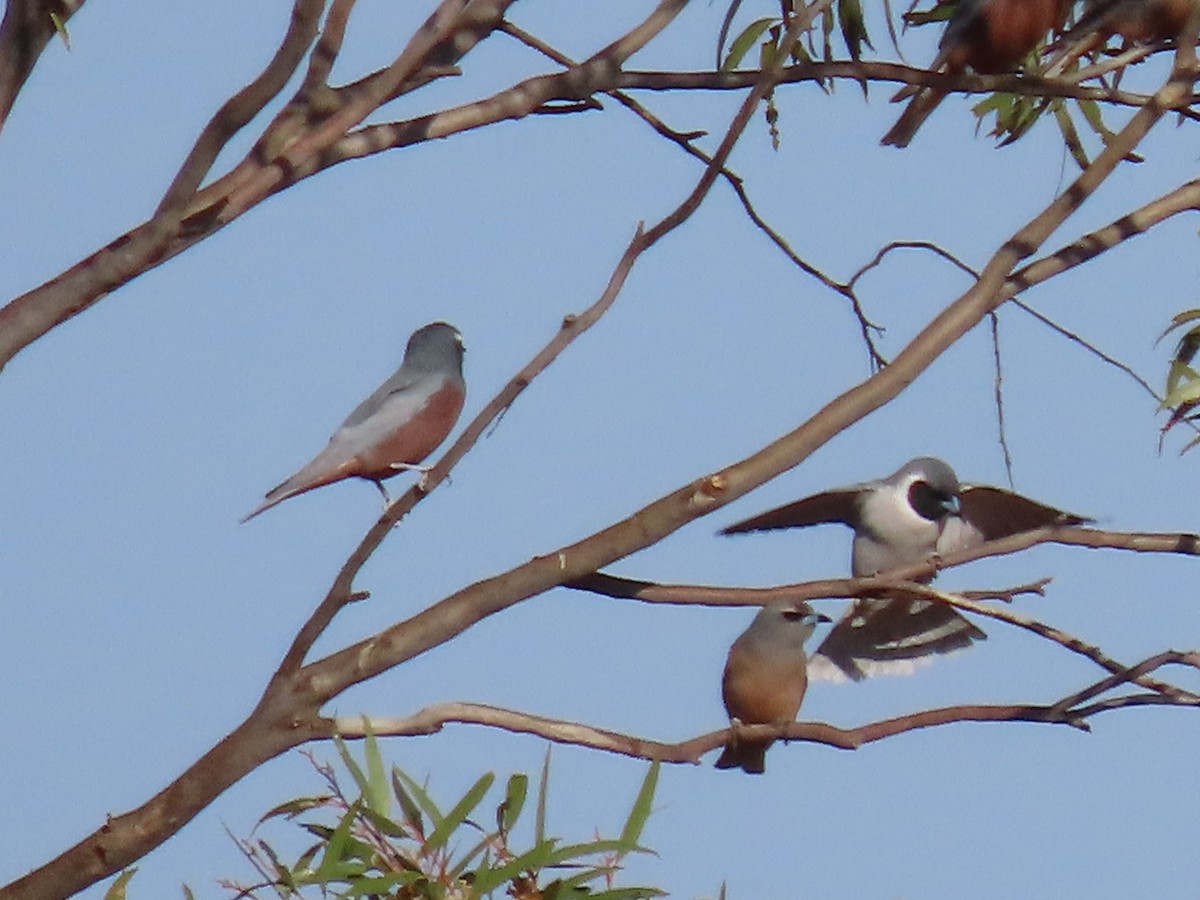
[258,839,298,888]
[181,886,196,900]
[618,762,659,850]
[49,11,71,50]
[586,888,668,899]
[257,794,333,824]
[721,17,777,71]
[1052,101,1091,170]
[103,868,136,900]
[902,0,955,28]
[341,871,425,895]
[1164,359,1200,399]
[470,838,560,894]
[394,766,445,831]
[1162,369,1200,409]
[392,765,426,836]
[544,838,643,867]
[421,771,494,852]
[293,840,323,876]
[1158,309,1200,344]
[312,800,362,881]
[360,719,391,817]
[446,829,497,880]
[535,746,552,848]
[333,733,372,801]
[300,822,336,841]
[1077,96,1110,136]
[497,772,528,833]
[360,805,410,839]
[715,0,747,68]
[837,0,872,60]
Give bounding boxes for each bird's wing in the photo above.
[811,595,986,681]
[720,488,864,535]
[954,485,1091,545]
[339,368,424,429]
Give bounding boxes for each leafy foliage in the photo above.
[717,0,874,72]
[219,732,664,899]
[1159,310,1200,450]
[719,0,1184,154]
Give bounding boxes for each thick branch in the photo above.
[0,0,85,135]
[0,0,518,373]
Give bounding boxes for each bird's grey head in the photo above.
[896,456,961,523]
[404,321,465,373]
[753,601,831,645]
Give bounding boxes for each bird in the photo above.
[720,457,1090,680]
[716,601,830,775]
[881,0,1071,147]
[242,321,466,522]
[1053,0,1196,65]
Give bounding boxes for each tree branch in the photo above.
[0,0,86,135]
[0,0,518,373]
[331,650,1200,763]
[154,0,326,216]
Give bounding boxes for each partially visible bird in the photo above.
[1052,0,1196,67]
[881,0,1071,147]
[716,601,830,775]
[242,322,466,522]
[721,457,1090,680]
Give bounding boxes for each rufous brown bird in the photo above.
[882,0,1072,147]
[1056,0,1196,63]
[716,601,830,775]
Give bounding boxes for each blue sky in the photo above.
[3,2,1199,898]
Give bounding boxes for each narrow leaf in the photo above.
[360,719,390,816]
[471,838,560,894]
[394,767,445,831]
[103,868,136,900]
[497,772,528,833]
[333,733,372,800]
[618,762,659,849]
[392,766,426,836]
[257,794,333,825]
[313,800,361,880]
[535,746,552,848]
[715,0,747,68]
[49,12,71,50]
[722,17,777,71]
[422,771,495,852]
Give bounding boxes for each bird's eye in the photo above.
[909,480,955,521]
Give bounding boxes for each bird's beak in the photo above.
[942,494,961,516]
[808,612,833,625]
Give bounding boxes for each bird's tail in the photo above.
[240,454,356,523]
[240,479,305,523]
[715,739,769,775]
[880,87,948,148]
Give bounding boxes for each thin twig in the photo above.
[990,312,1015,487]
